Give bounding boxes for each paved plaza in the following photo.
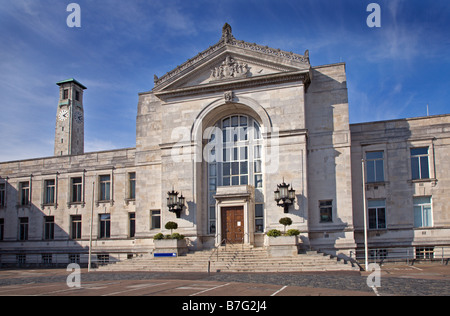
[0,264,449,296]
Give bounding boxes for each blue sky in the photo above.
[0,0,449,162]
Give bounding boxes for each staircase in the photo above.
[97,246,360,273]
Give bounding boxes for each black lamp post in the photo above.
[167,189,185,218]
[274,180,296,213]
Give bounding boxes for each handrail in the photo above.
[207,237,239,274]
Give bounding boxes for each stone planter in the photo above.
[267,235,300,257]
[153,239,188,256]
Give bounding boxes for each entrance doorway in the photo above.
[221,206,244,244]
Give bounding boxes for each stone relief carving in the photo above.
[210,56,249,82]
[224,91,234,103]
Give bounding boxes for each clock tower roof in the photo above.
[56,78,87,90]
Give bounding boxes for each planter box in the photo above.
[154,239,188,256]
[267,236,300,257]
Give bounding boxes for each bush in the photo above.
[170,233,185,240]
[153,233,164,240]
[286,229,300,236]
[266,229,282,237]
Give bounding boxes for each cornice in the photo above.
[154,70,311,100]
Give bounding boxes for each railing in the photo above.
[351,246,450,266]
[0,252,133,268]
[207,237,241,274]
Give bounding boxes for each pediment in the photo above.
[153,24,311,95]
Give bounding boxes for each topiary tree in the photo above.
[165,221,178,234]
[279,217,293,234]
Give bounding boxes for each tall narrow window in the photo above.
[255,204,264,233]
[99,175,111,201]
[0,183,5,208]
[19,217,28,241]
[128,172,136,200]
[368,199,386,230]
[411,148,430,180]
[99,214,111,238]
[63,89,69,99]
[366,151,384,183]
[0,218,4,241]
[19,182,30,206]
[414,197,432,228]
[209,206,216,234]
[129,213,135,238]
[44,179,56,205]
[44,216,55,240]
[71,215,82,240]
[71,177,83,203]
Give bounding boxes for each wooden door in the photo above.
[221,206,244,244]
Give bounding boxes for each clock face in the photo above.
[59,109,69,121]
[74,111,83,124]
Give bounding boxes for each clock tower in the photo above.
[54,78,87,156]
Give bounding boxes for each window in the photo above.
[129,213,135,238]
[42,254,52,264]
[0,219,4,241]
[414,197,432,228]
[19,182,30,206]
[97,254,109,265]
[44,216,54,240]
[69,254,80,264]
[71,215,82,240]
[416,247,434,259]
[368,199,386,230]
[369,249,387,261]
[411,147,430,180]
[99,175,111,201]
[75,90,80,101]
[44,179,55,205]
[63,89,69,99]
[222,115,249,186]
[71,177,83,203]
[254,145,263,188]
[151,210,161,230]
[0,183,5,207]
[128,172,136,200]
[19,217,28,241]
[319,200,333,223]
[99,214,111,238]
[366,151,384,183]
[17,254,26,265]
[255,204,264,233]
[207,115,263,227]
[208,206,216,234]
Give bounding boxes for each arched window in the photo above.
[206,115,263,234]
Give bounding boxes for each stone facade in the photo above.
[0,24,449,266]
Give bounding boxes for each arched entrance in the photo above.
[191,97,270,247]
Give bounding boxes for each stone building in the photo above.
[0,24,449,266]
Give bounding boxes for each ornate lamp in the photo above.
[167,189,185,218]
[274,180,296,213]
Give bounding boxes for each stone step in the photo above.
[96,248,360,272]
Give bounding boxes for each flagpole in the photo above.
[361,159,369,271]
[88,181,95,272]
